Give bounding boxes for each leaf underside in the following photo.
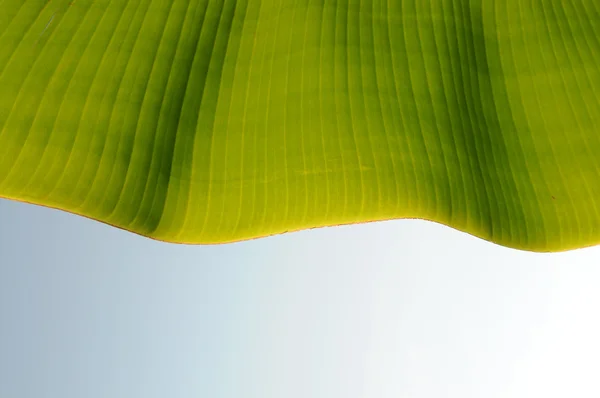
[1,0,600,252]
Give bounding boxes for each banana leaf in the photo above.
[1,0,600,252]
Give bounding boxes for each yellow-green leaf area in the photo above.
[2,0,600,252]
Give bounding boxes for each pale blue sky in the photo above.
[1,198,600,398]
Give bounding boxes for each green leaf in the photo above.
[1,0,600,252]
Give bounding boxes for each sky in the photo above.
[1,198,600,398]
